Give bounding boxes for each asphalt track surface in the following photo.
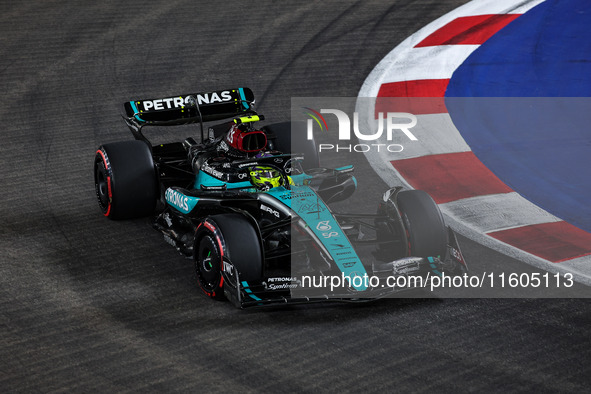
[2,1,591,392]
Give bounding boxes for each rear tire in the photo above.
[264,121,319,170]
[194,214,263,300]
[396,190,447,259]
[94,140,157,220]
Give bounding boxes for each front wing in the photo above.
[224,227,467,308]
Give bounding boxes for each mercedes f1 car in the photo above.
[94,87,467,308]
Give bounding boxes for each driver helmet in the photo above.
[250,166,293,190]
[223,123,267,157]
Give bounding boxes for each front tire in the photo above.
[194,214,263,300]
[396,190,447,259]
[195,229,225,300]
[94,140,157,220]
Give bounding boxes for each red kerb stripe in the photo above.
[376,79,450,115]
[488,222,591,263]
[378,79,449,97]
[391,152,513,204]
[415,14,521,47]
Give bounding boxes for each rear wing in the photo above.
[123,87,255,126]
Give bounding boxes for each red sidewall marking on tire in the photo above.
[96,149,112,217]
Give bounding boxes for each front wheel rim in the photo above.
[197,236,221,292]
[94,158,110,210]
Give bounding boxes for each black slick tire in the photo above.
[194,214,263,300]
[94,140,157,220]
[396,190,447,259]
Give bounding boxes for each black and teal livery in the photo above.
[94,87,467,308]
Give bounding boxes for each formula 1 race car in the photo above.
[94,87,467,308]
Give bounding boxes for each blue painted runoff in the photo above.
[445,0,591,233]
